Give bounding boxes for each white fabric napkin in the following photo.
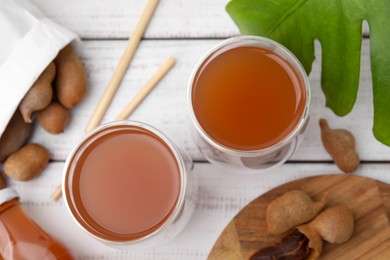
[0,0,77,137]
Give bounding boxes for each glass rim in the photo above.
[187,35,311,157]
[62,120,188,246]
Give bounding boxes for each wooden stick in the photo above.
[85,0,160,133]
[116,57,176,120]
[51,185,62,201]
[54,0,159,201]
[51,57,175,201]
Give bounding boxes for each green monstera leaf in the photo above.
[227,0,390,145]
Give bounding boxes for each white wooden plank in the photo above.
[29,39,390,161]
[31,0,238,39]
[8,162,390,259]
[31,0,369,39]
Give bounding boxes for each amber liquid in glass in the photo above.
[65,125,181,241]
[0,198,73,260]
[192,46,306,150]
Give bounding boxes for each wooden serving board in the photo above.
[208,174,390,260]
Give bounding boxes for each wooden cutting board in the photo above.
[208,174,390,260]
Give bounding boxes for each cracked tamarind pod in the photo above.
[266,190,328,235]
[253,205,354,260]
[297,204,354,259]
[19,62,55,123]
[250,230,311,260]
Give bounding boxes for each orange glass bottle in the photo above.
[0,188,74,260]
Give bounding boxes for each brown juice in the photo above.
[192,46,306,150]
[64,125,181,241]
[0,197,73,259]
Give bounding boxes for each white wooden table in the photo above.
[12,0,390,259]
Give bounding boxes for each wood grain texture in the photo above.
[30,39,389,161]
[31,0,237,39]
[31,0,369,39]
[209,174,390,259]
[8,162,390,259]
[3,2,385,260]
[85,0,161,132]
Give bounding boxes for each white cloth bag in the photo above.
[0,0,77,137]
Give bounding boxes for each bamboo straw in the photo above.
[85,0,160,133]
[116,57,175,120]
[51,57,175,201]
[51,186,62,201]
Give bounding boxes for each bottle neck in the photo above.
[0,198,19,214]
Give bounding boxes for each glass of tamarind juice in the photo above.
[62,121,198,248]
[188,36,310,173]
